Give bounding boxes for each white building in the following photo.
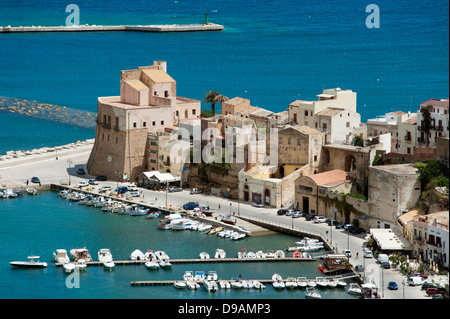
[417,98,449,147]
[314,107,361,144]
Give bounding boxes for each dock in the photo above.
[55,256,315,267]
[0,23,224,34]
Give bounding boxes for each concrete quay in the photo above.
[0,23,224,33]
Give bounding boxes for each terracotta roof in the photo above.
[224,97,250,106]
[420,99,449,109]
[401,113,417,125]
[125,80,148,91]
[316,107,345,117]
[307,169,349,187]
[286,125,322,135]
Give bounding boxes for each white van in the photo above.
[127,185,138,192]
[313,216,327,223]
[377,254,389,264]
[407,276,424,286]
[364,250,373,258]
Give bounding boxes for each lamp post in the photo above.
[67,159,73,185]
[229,202,232,215]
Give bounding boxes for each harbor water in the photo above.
[0,191,358,299]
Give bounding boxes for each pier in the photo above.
[55,256,315,267]
[0,23,224,34]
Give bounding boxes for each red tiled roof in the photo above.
[307,169,349,187]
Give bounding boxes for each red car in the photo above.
[426,288,446,296]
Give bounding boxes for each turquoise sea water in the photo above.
[0,0,448,155]
[0,191,358,299]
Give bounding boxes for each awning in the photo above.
[139,171,180,183]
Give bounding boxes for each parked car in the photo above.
[407,276,425,286]
[183,202,199,210]
[168,186,183,192]
[77,167,85,174]
[342,249,352,258]
[355,265,365,272]
[31,176,40,183]
[426,287,447,296]
[351,227,366,234]
[343,224,353,230]
[313,216,328,223]
[190,188,202,194]
[77,181,89,187]
[285,209,295,216]
[127,185,138,192]
[88,179,99,185]
[277,209,287,216]
[127,191,140,197]
[421,282,438,290]
[96,175,107,181]
[115,186,128,194]
[291,211,301,218]
[335,222,345,229]
[388,282,398,290]
[364,250,374,258]
[381,261,391,269]
[305,214,317,221]
[327,219,340,226]
[98,185,112,193]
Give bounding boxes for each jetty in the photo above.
[0,23,224,33]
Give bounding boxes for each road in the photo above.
[0,147,440,299]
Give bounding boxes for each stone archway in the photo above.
[344,155,357,172]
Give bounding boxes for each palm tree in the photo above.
[216,94,229,114]
[203,91,220,116]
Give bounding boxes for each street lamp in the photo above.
[229,203,232,215]
[67,159,73,185]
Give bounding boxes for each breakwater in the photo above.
[0,23,224,33]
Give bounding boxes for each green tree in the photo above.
[421,105,433,147]
[372,154,384,166]
[352,135,364,147]
[203,91,220,116]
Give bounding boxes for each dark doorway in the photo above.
[302,196,309,214]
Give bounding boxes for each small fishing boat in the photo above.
[145,261,159,270]
[63,262,76,273]
[297,277,308,288]
[197,224,212,232]
[231,232,246,240]
[207,227,223,235]
[203,280,218,292]
[214,249,226,259]
[347,283,362,295]
[10,256,47,268]
[219,214,237,225]
[130,249,145,261]
[285,277,298,289]
[103,260,115,270]
[265,250,275,258]
[219,280,231,289]
[199,251,210,259]
[252,280,266,289]
[173,281,186,289]
[305,287,321,299]
[26,187,37,195]
[130,208,149,216]
[146,211,161,219]
[272,273,285,289]
[186,280,200,290]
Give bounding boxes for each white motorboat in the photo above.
[297,277,308,288]
[242,280,254,289]
[199,251,210,259]
[307,280,317,288]
[155,251,170,261]
[252,280,266,289]
[305,287,321,299]
[186,280,200,290]
[98,248,113,263]
[130,249,145,261]
[75,259,87,271]
[219,280,231,289]
[159,260,172,268]
[255,250,265,258]
[265,250,275,258]
[145,250,158,261]
[197,224,212,232]
[63,262,76,273]
[53,249,70,264]
[274,250,285,258]
[10,256,47,268]
[183,271,194,281]
[285,277,298,289]
[231,279,243,289]
[145,261,159,270]
[70,248,92,262]
[237,249,247,258]
[206,271,218,281]
[230,232,246,240]
[214,249,226,259]
[173,281,186,289]
[246,251,256,258]
[194,271,206,281]
[203,280,218,292]
[26,187,37,195]
[316,277,328,288]
[171,219,192,231]
[335,275,347,288]
[326,277,337,288]
[272,273,285,289]
[347,283,362,294]
[103,260,115,270]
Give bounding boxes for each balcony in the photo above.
[431,126,444,131]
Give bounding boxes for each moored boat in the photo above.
[103,260,115,270]
[305,287,321,299]
[98,248,113,263]
[53,249,70,264]
[10,256,47,268]
[214,249,226,259]
[130,249,145,261]
[70,248,92,262]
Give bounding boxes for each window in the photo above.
[152,121,156,126]
[161,121,164,125]
[115,137,118,144]
[154,91,157,96]
[297,139,300,146]
[279,137,283,144]
[377,207,380,215]
[377,191,380,198]
[314,155,317,162]
[393,193,396,201]
[164,90,169,97]
[192,109,196,115]
[133,122,137,128]
[346,122,350,128]
[305,110,308,116]
[143,122,146,127]
[288,137,291,145]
